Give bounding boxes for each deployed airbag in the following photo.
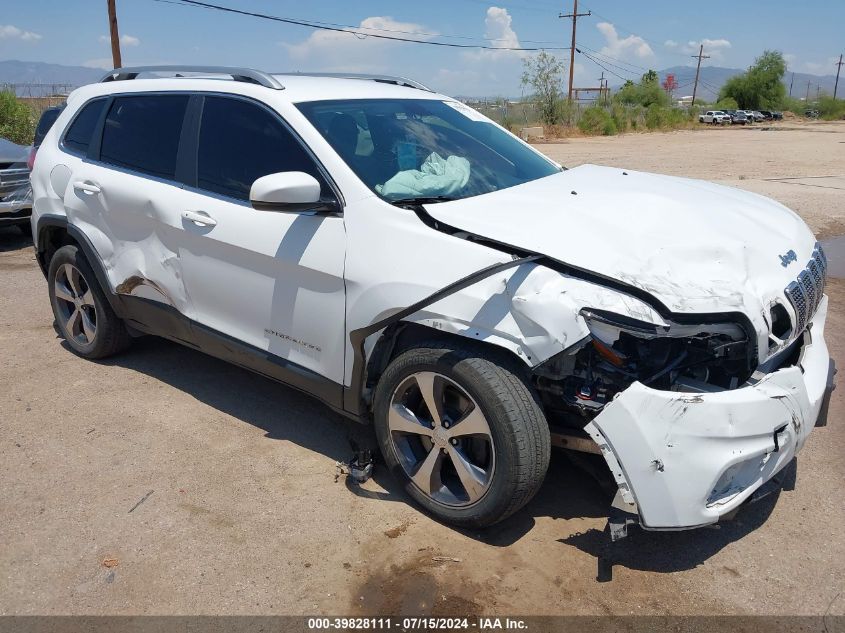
[376,152,470,199]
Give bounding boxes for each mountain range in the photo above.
[0,59,840,103]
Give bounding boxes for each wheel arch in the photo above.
[36,214,124,317]
[362,321,533,417]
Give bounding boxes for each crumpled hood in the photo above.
[424,164,817,315]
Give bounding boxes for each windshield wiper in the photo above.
[388,195,458,207]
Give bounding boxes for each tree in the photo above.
[0,91,35,146]
[641,69,659,85]
[719,50,787,109]
[613,69,669,108]
[521,51,565,126]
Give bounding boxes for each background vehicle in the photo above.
[29,66,832,538]
[771,111,784,120]
[699,110,730,124]
[0,137,31,232]
[750,110,766,122]
[738,109,756,123]
[730,111,750,125]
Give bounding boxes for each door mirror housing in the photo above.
[250,172,339,214]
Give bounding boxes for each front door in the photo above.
[174,95,347,389]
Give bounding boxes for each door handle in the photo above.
[73,181,101,195]
[182,210,217,227]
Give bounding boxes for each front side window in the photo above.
[296,98,560,202]
[100,95,189,180]
[63,99,106,155]
[197,96,325,202]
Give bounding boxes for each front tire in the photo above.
[373,341,550,528]
[48,244,130,359]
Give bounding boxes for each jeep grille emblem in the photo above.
[779,249,798,267]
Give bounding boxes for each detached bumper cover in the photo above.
[586,295,831,530]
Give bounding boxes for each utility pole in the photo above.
[560,0,591,102]
[789,72,794,97]
[806,79,811,102]
[690,44,710,107]
[835,54,844,100]
[107,0,122,69]
[598,72,607,106]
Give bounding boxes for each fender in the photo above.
[342,205,759,420]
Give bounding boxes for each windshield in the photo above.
[296,99,560,202]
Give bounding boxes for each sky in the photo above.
[1,0,843,96]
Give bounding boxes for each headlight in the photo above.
[534,308,751,416]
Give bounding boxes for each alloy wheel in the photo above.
[388,371,495,507]
[54,263,97,346]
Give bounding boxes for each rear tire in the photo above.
[373,341,550,528]
[48,244,130,359]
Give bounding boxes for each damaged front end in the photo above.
[534,308,754,419]
[533,299,832,540]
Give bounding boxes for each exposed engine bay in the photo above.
[534,308,755,423]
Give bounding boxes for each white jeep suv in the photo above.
[30,66,833,536]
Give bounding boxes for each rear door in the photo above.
[175,95,347,387]
[60,93,194,314]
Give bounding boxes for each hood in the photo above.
[424,165,817,316]
[0,137,29,164]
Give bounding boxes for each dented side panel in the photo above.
[59,159,193,315]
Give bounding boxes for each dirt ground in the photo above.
[1,122,843,618]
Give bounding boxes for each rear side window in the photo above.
[197,96,325,201]
[63,99,106,155]
[35,106,64,147]
[101,95,189,180]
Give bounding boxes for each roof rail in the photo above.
[278,72,432,92]
[99,66,284,90]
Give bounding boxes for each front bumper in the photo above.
[586,294,832,530]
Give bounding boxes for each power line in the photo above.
[576,42,647,73]
[150,0,568,50]
[576,45,641,77]
[578,50,629,82]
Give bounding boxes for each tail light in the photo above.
[27,146,37,171]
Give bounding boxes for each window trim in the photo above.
[185,92,344,209]
[60,89,344,211]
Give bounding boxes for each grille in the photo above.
[784,244,827,333]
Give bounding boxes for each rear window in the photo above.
[100,95,189,180]
[35,106,64,147]
[63,99,106,155]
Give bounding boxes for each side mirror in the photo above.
[250,172,339,214]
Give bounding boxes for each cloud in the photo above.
[0,24,42,42]
[800,58,839,75]
[665,37,731,61]
[597,22,653,61]
[464,7,526,63]
[99,34,141,46]
[283,16,434,72]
